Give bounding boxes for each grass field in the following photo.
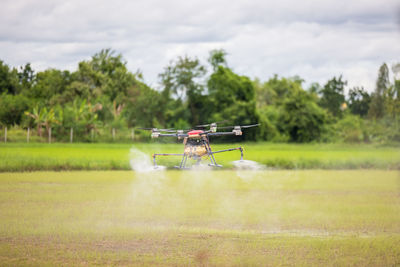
[0,170,399,265]
[0,142,399,171]
[1,143,399,265]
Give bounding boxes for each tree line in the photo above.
[0,48,399,143]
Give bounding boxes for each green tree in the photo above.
[348,87,371,117]
[383,63,400,119]
[0,94,31,126]
[254,105,284,141]
[255,75,304,108]
[369,63,390,119]
[279,90,329,142]
[69,49,137,104]
[383,85,398,118]
[42,107,59,136]
[254,78,277,108]
[29,69,71,103]
[18,63,35,93]
[109,100,125,130]
[319,76,346,117]
[208,65,259,140]
[24,105,46,137]
[159,55,207,126]
[25,106,61,138]
[254,75,311,141]
[0,60,19,95]
[208,49,227,71]
[393,63,400,97]
[208,67,255,107]
[308,82,322,95]
[69,99,102,131]
[124,83,165,128]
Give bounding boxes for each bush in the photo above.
[335,114,364,143]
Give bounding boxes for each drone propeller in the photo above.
[240,123,260,128]
[195,120,229,128]
[216,126,234,130]
[217,123,260,130]
[159,128,192,133]
[136,127,176,133]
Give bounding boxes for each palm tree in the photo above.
[25,106,60,138]
[25,106,45,137]
[110,100,125,129]
[42,107,59,135]
[84,101,102,133]
[69,98,102,134]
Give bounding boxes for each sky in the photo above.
[0,0,399,92]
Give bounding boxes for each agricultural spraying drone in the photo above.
[138,122,259,169]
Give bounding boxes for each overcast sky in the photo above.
[1,0,399,91]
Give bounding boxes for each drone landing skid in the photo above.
[208,164,223,168]
[173,166,192,170]
[152,146,243,170]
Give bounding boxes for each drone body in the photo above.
[140,123,258,169]
[184,130,208,158]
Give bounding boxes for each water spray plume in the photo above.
[232,160,264,170]
[232,159,264,181]
[129,147,166,172]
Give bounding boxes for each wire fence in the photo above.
[0,126,152,143]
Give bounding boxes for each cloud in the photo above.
[0,0,399,91]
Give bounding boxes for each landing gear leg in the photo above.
[179,154,188,169]
[204,141,222,167]
[152,153,184,169]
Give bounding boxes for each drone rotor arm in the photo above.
[207,131,240,137]
[240,123,260,129]
[136,127,176,132]
[158,133,178,137]
[157,133,189,138]
[195,120,229,128]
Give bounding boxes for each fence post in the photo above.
[131,129,135,141]
[91,129,94,141]
[70,128,73,143]
[4,127,7,143]
[27,127,30,143]
[48,127,52,143]
[112,128,115,141]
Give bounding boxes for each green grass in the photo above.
[0,142,399,171]
[0,170,399,265]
